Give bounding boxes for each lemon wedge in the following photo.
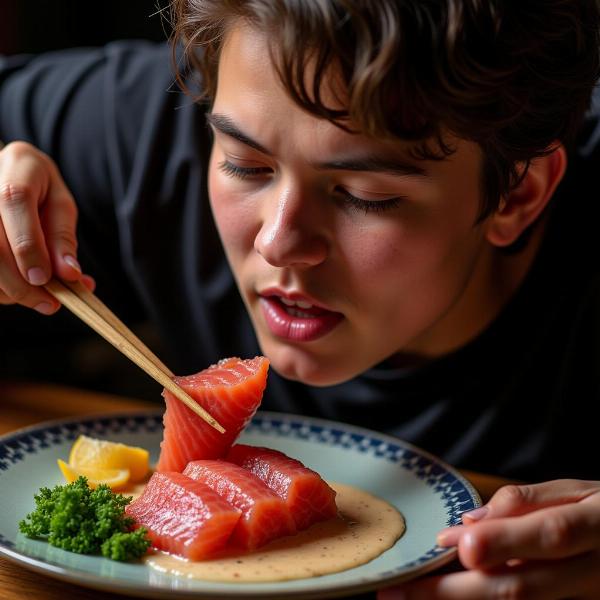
[68,435,149,482]
[57,459,130,489]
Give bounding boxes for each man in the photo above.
[2,1,600,596]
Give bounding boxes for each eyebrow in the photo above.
[315,157,427,178]
[206,112,428,178]
[206,113,272,155]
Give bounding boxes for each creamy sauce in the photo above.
[141,482,405,583]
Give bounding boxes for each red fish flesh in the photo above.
[156,357,269,472]
[125,471,241,560]
[226,444,338,530]
[183,459,297,550]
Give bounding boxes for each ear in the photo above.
[486,144,567,247]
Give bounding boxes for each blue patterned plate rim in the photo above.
[0,410,482,599]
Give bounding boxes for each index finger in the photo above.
[39,165,81,282]
[462,479,600,522]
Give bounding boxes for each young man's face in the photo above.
[208,24,499,386]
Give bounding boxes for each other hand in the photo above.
[379,479,600,599]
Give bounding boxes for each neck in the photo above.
[390,220,546,367]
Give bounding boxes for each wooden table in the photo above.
[0,382,512,600]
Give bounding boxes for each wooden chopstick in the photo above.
[63,279,174,377]
[43,278,225,434]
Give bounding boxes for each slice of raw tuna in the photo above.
[226,444,338,531]
[156,356,269,472]
[125,471,241,560]
[183,459,297,550]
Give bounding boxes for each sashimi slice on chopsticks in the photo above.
[156,357,269,472]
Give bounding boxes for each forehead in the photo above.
[214,22,481,168]
[215,23,347,149]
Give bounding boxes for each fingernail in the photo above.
[27,267,47,286]
[462,506,488,522]
[63,254,81,272]
[463,530,478,551]
[437,525,463,546]
[34,302,54,315]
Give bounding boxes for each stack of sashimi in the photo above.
[126,356,337,559]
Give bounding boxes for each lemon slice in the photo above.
[57,459,130,489]
[69,435,149,482]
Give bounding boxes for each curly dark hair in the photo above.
[170,0,600,218]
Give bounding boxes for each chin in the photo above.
[260,341,359,387]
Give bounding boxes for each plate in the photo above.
[0,411,480,599]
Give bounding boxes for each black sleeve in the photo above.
[0,40,182,314]
[0,41,195,393]
[0,40,221,391]
[1,46,114,209]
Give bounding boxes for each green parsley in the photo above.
[19,476,150,561]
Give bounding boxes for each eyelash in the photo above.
[217,160,404,213]
[336,189,403,214]
[218,160,270,179]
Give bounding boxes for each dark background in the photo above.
[0,0,169,55]
[0,0,171,401]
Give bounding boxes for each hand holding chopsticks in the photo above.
[43,278,225,434]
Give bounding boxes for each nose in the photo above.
[254,184,328,268]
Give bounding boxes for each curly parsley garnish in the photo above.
[19,476,150,561]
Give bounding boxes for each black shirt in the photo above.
[1,42,599,482]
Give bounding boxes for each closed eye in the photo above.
[218,160,272,179]
[336,187,404,214]
[218,160,404,213]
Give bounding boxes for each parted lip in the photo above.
[257,287,339,313]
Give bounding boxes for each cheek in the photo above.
[337,218,440,286]
[341,211,483,308]
[208,163,258,257]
